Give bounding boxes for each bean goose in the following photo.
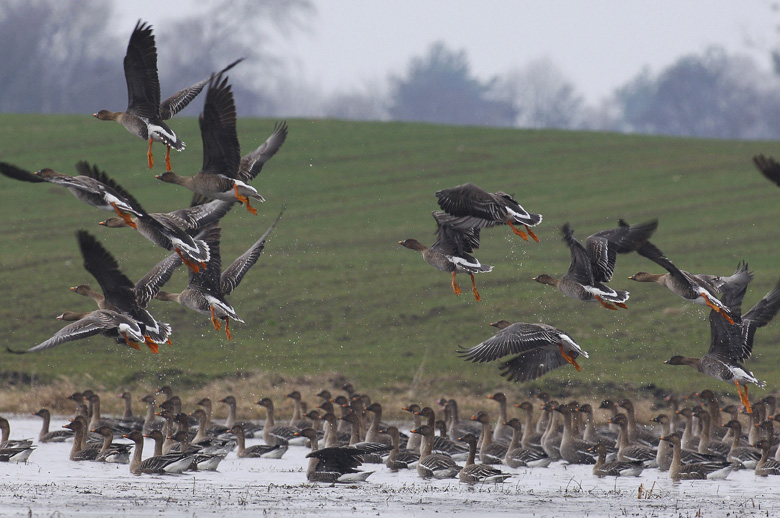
[399,211,492,301]
[665,273,780,413]
[533,220,658,309]
[93,20,242,171]
[155,74,263,213]
[434,182,542,242]
[458,320,589,381]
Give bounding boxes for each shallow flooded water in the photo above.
[1,416,777,517]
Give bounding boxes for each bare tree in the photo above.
[497,58,584,129]
[388,41,517,126]
[158,0,315,117]
[0,0,120,113]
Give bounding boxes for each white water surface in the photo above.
[1,415,778,517]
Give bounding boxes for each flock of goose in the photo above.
[400,159,780,414]
[1,20,287,353]
[3,18,780,492]
[1,384,779,483]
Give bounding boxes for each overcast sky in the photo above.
[112,0,779,104]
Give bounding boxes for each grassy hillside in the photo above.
[1,114,779,413]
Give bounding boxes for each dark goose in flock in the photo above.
[156,74,264,215]
[93,20,242,171]
[434,182,542,242]
[399,211,492,301]
[533,220,658,310]
[458,320,588,381]
[665,272,780,413]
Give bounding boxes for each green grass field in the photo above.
[1,114,779,413]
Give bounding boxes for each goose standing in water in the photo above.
[434,182,542,242]
[533,220,657,310]
[155,209,282,339]
[93,20,242,171]
[399,211,492,301]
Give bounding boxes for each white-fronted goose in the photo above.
[435,182,542,241]
[155,74,263,213]
[503,418,551,468]
[0,161,142,226]
[399,211,492,301]
[7,310,145,354]
[33,409,74,443]
[93,20,243,171]
[298,427,374,483]
[440,399,481,440]
[458,433,511,484]
[411,425,462,479]
[627,238,749,324]
[660,433,733,480]
[156,211,282,339]
[70,230,173,350]
[459,320,589,381]
[533,220,658,309]
[665,275,780,413]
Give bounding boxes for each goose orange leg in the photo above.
[595,296,618,310]
[469,273,482,302]
[209,306,221,331]
[699,293,735,325]
[121,332,142,351]
[233,184,258,215]
[224,318,233,340]
[451,272,462,296]
[110,202,137,229]
[165,145,172,172]
[506,221,529,240]
[525,225,540,243]
[143,335,159,354]
[147,138,154,169]
[559,344,581,372]
[175,248,205,274]
[615,302,628,310]
[735,380,752,413]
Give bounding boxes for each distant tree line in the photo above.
[3,0,780,140]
